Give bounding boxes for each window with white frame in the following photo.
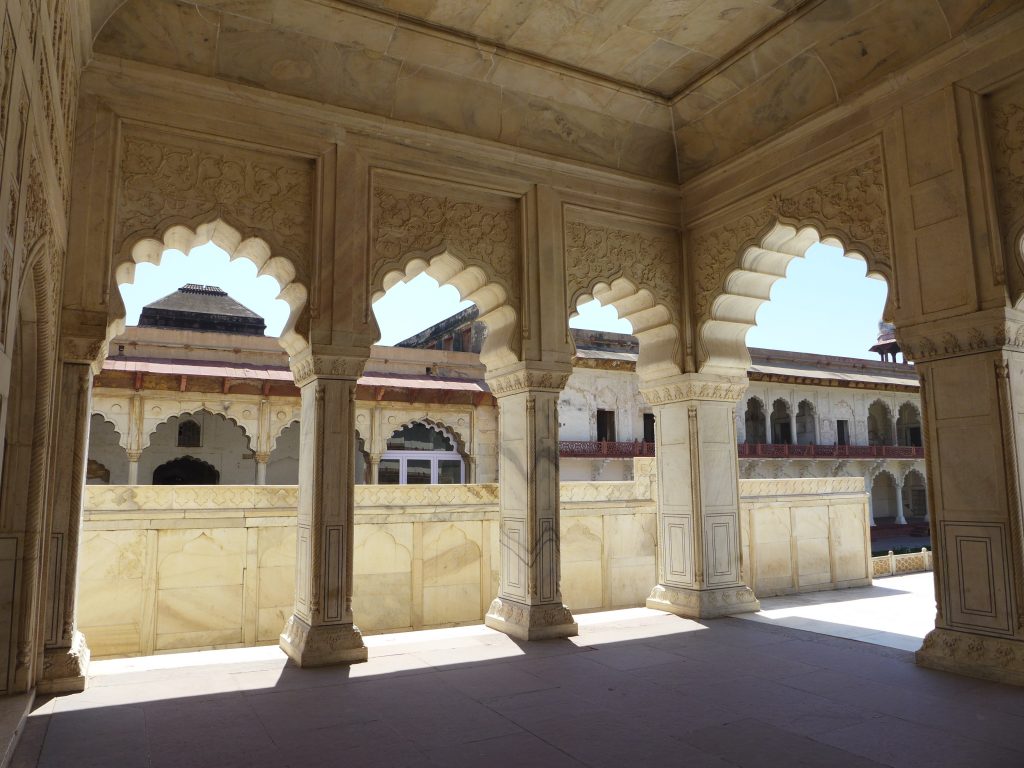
[378,422,464,485]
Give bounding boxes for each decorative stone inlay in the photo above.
[371,184,518,299]
[116,130,314,279]
[691,153,891,340]
[917,628,1024,686]
[896,309,1024,363]
[564,215,678,319]
[486,366,571,396]
[989,83,1024,269]
[290,351,367,387]
[639,375,747,405]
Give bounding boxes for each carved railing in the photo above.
[559,440,655,458]
[872,548,932,577]
[737,443,924,459]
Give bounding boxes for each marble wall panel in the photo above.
[561,517,604,610]
[421,522,483,626]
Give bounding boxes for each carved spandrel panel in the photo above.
[369,175,519,310]
[563,210,680,322]
[115,128,315,283]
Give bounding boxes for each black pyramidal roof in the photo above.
[138,284,267,336]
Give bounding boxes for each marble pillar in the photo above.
[279,353,367,666]
[39,360,93,693]
[255,455,269,485]
[641,375,760,619]
[902,310,1024,684]
[483,364,577,641]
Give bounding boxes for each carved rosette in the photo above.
[485,366,571,397]
[115,131,314,282]
[370,184,519,307]
[896,309,1024,363]
[290,352,367,387]
[563,215,679,320]
[691,152,892,348]
[988,83,1024,284]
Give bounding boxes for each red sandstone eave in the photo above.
[95,358,497,405]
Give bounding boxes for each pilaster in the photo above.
[280,351,368,666]
[483,363,577,641]
[899,309,1024,684]
[641,374,760,619]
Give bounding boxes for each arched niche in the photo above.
[796,400,817,445]
[743,396,767,445]
[897,402,923,447]
[699,220,892,375]
[110,219,309,358]
[870,470,900,522]
[868,400,895,447]
[372,250,517,372]
[140,410,254,485]
[770,398,792,445]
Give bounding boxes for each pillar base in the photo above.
[646,584,760,619]
[38,631,90,694]
[916,628,1024,686]
[484,598,577,641]
[279,615,367,667]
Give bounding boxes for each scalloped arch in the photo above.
[143,408,255,452]
[109,219,309,357]
[384,417,468,457]
[89,412,127,454]
[902,466,928,484]
[373,249,517,371]
[573,276,680,381]
[270,418,300,455]
[701,221,892,375]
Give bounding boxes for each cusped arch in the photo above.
[385,417,468,457]
[143,408,255,453]
[269,417,300,455]
[573,277,680,380]
[701,221,892,374]
[372,250,517,371]
[110,219,309,357]
[89,412,127,454]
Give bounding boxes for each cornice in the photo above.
[897,309,1024,364]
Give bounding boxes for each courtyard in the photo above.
[12,574,1023,768]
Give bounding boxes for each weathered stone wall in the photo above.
[78,463,870,658]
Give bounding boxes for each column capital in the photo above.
[897,307,1024,363]
[289,349,367,387]
[60,335,106,368]
[485,362,572,397]
[639,373,747,406]
[253,452,271,464]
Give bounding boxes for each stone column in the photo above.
[367,454,381,484]
[254,454,270,484]
[126,451,141,485]
[39,357,95,693]
[790,409,798,446]
[279,352,368,666]
[901,310,1024,684]
[641,374,760,619]
[895,478,907,525]
[483,364,576,641]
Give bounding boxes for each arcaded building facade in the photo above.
[2,1,1024,729]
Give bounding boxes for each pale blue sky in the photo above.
[119,242,888,359]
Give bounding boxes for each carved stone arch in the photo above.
[564,208,681,381]
[385,417,468,458]
[901,466,927,485]
[143,408,255,453]
[870,467,898,486]
[88,412,127,454]
[370,175,520,371]
[690,148,893,374]
[269,417,300,455]
[111,219,308,356]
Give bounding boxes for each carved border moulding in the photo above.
[988,84,1024,279]
[639,374,747,405]
[897,308,1024,363]
[291,352,366,387]
[485,366,571,397]
[563,207,680,321]
[918,628,1024,686]
[115,127,314,282]
[369,173,520,305]
[691,151,893,341]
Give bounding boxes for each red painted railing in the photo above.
[559,442,924,459]
[559,440,656,458]
[736,443,924,459]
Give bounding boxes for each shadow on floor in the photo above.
[11,614,1024,768]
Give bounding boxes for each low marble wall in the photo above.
[78,466,869,658]
[739,478,872,597]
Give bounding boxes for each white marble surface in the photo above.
[738,572,936,651]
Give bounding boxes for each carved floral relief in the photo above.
[988,81,1024,285]
[116,131,314,281]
